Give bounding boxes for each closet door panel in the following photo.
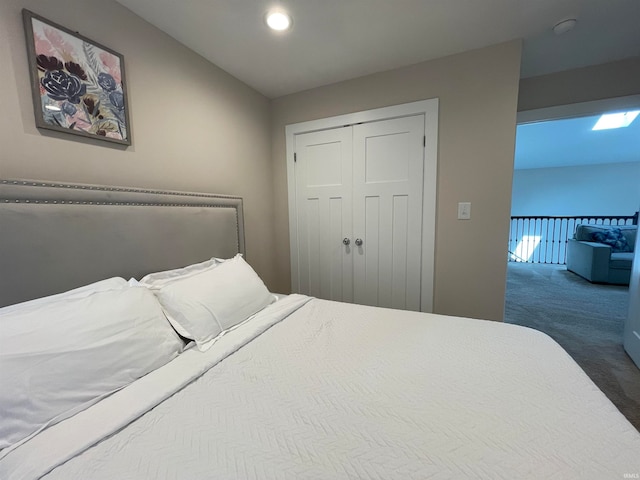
[360,196,381,307]
[391,195,410,309]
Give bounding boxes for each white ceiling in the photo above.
[515,112,640,170]
[115,0,640,99]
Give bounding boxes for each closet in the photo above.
[286,100,438,312]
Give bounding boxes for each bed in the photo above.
[1,179,639,480]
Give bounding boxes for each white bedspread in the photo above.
[2,295,639,479]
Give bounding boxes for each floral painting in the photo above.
[23,10,131,145]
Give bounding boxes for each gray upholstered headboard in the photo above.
[0,179,245,307]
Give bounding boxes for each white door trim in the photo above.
[286,98,439,312]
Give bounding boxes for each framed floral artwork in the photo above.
[22,9,131,145]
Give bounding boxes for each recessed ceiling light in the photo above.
[266,10,291,31]
[553,18,577,35]
[592,111,640,131]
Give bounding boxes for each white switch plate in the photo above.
[458,202,471,220]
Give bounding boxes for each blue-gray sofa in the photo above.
[566,224,637,285]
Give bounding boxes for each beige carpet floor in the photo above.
[504,262,640,432]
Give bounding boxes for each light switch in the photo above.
[458,202,471,220]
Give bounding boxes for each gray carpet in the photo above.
[504,262,640,432]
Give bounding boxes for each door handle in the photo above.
[355,238,363,246]
[343,238,351,246]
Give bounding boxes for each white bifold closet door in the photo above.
[295,126,354,302]
[294,114,425,310]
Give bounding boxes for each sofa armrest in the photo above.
[566,239,612,282]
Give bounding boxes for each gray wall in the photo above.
[518,57,640,112]
[0,0,278,288]
[271,41,523,322]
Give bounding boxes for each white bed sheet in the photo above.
[2,296,639,479]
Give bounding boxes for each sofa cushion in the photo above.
[623,226,637,249]
[574,224,604,241]
[609,252,635,269]
[574,224,636,252]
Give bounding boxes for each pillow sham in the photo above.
[0,276,128,313]
[0,285,184,451]
[138,258,227,337]
[139,257,223,289]
[152,254,275,351]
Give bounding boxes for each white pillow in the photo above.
[139,257,223,289]
[0,276,128,313]
[138,258,226,338]
[153,254,275,351]
[0,285,184,451]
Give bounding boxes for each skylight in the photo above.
[592,111,640,131]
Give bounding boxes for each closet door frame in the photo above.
[286,98,439,312]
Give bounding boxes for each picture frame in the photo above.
[22,9,132,146]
